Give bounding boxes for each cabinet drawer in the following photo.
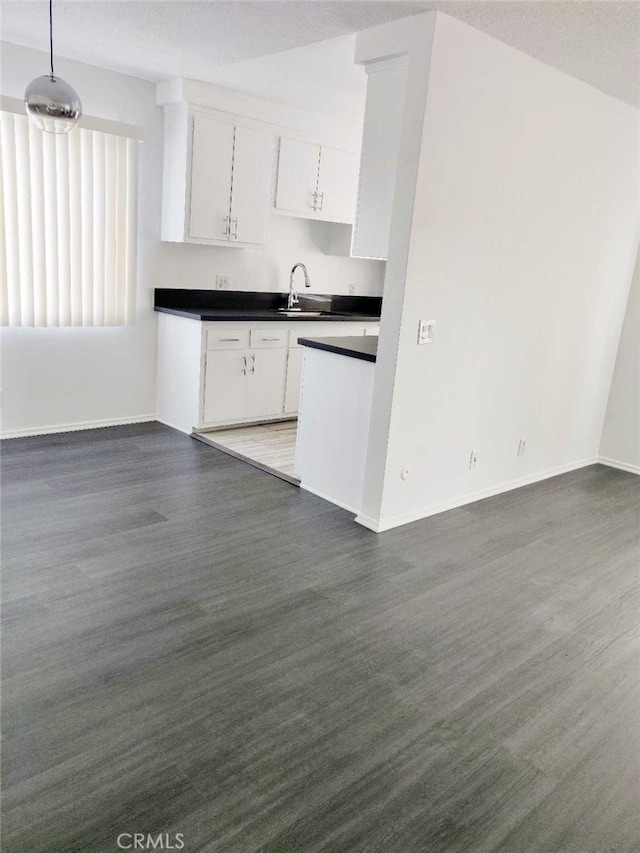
[206,328,250,350]
[249,329,288,349]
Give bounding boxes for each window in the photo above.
[0,107,139,327]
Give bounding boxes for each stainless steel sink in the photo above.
[277,310,332,317]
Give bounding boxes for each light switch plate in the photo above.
[418,319,435,344]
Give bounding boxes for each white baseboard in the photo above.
[155,417,192,435]
[0,415,156,440]
[355,456,599,533]
[598,456,640,475]
[299,483,359,516]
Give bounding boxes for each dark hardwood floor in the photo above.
[2,422,639,853]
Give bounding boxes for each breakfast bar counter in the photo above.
[295,335,378,516]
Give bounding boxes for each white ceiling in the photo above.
[1,1,638,119]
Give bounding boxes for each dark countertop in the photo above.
[298,335,378,363]
[156,306,381,322]
[154,288,382,323]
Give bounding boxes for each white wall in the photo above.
[599,248,640,472]
[1,42,162,436]
[357,13,639,531]
[153,216,383,295]
[0,42,382,437]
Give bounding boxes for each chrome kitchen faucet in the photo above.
[287,263,312,310]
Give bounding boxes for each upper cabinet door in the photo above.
[189,114,234,241]
[230,125,273,246]
[317,147,358,224]
[275,137,321,215]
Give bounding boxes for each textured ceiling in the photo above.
[1,1,638,112]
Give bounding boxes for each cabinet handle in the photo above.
[317,191,324,212]
[231,217,239,239]
[251,354,256,374]
[242,355,247,375]
[261,337,281,342]
[223,215,230,237]
[311,190,317,212]
[220,337,240,342]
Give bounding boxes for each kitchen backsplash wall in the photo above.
[153,214,385,296]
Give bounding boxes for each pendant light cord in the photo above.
[49,0,54,77]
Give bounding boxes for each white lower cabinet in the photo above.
[243,349,288,419]
[203,350,248,424]
[156,314,379,434]
[203,348,287,426]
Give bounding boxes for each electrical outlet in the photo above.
[216,275,231,290]
[418,319,435,345]
[469,451,478,470]
[349,283,356,295]
[517,439,526,457]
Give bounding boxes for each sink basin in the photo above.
[277,310,332,317]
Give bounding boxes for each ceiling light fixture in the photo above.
[24,0,82,134]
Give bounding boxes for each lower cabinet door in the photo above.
[244,349,287,419]
[203,350,247,424]
[284,347,304,414]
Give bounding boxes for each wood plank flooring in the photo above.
[2,422,639,853]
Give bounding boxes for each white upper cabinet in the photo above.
[317,146,358,224]
[351,60,408,260]
[275,136,358,224]
[275,138,321,217]
[229,125,273,245]
[161,110,273,246]
[189,115,234,241]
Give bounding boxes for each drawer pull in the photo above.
[220,337,240,342]
[261,337,281,342]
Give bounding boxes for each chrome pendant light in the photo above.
[24,0,82,134]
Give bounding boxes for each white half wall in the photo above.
[358,12,639,531]
[599,247,640,473]
[0,42,382,437]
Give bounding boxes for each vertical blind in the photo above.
[0,110,138,327]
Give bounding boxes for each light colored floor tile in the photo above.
[197,421,299,482]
